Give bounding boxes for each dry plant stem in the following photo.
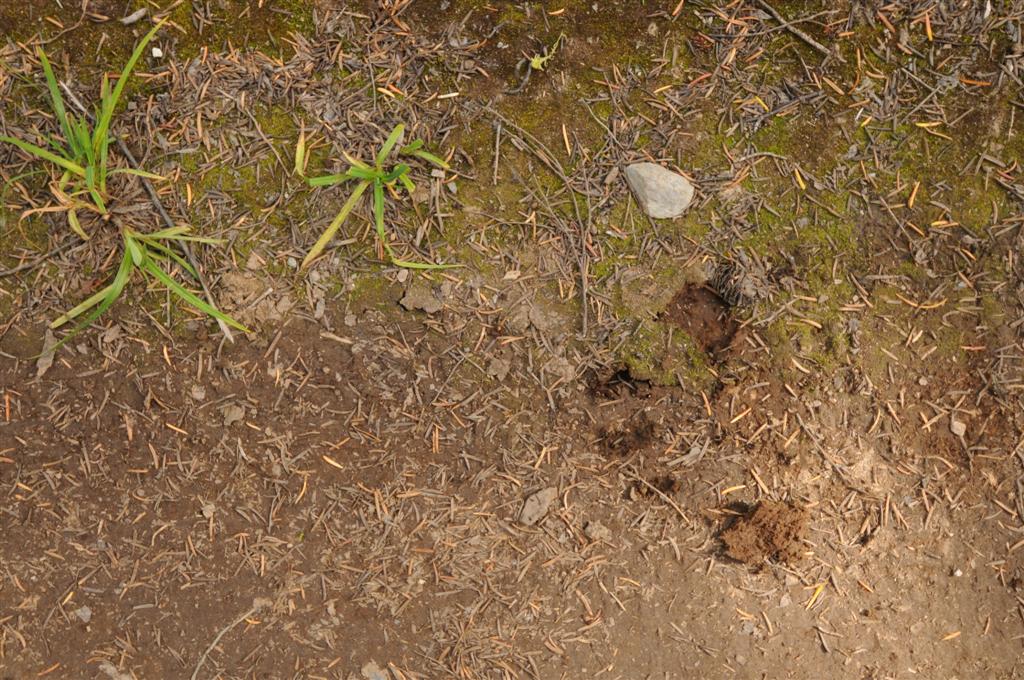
[0,240,80,277]
[753,0,832,57]
[190,598,270,680]
[629,470,689,521]
[59,83,235,341]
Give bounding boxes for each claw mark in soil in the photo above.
[599,412,655,456]
[590,367,649,399]
[636,474,682,497]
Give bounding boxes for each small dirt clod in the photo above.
[721,501,808,566]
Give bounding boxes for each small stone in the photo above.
[950,416,966,437]
[583,520,611,542]
[623,162,695,219]
[221,404,245,427]
[400,280,443,314]
[190,385,206,401]
[287,257,298,268]
[519,487,558,526]
[361,661,389,680]
[119,7,147,24]
[487,356,511,381]
[246,252,264,270]
[36,329,57,378]
[98,662,131,680]
[151,46,164,59]
[73,605,92,624]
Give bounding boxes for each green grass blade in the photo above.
[67,209,88,240]
[371,176,449,269]
[383,164,409,182]
[142,260,248,332]
[342,150,370,170]
[346,166,379,181]
[300,179,369,269]
[412,149,449,169]
[399,139,423,154]
[143,239,198,278]
[37,47,75,149]
[98,132,111,190]
[142,226,223,245]
[87,185,107,214]
[143,226,192,239]
[294,129,306,177]
[0,135,86,176]
[93,19,164,159]
[390,257,456,270]
[44,132,71,159]
[373,179,386,244]
[376,124,404,169]
[126,235,144,266]
[50,254,134,350]
[51,249,133,330]
[50,284,112,327]
[75,118,94,166]
[308,173,351,187]
[108,167,164,180]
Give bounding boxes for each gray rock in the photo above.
[624,162,695,218]
[400,280,443,314]
[950,416,967,437]
[98,661,131,680]
[583,520,611,542]
[519,487,558,526]
[487,356,511,381]
[361,661,389,680]
[36,329,57,378]
[73,605,92,624]
[221,404,245,427]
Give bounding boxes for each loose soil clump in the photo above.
[721,501,808,566]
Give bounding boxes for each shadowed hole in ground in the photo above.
[660,284,739,355]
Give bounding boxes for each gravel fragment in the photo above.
[623,162,695,218]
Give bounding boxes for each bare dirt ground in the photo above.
[2,1,1024,679]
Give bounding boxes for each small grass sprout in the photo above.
[51,226,247,346]
[303,123,451,270]
[0,20,165,239]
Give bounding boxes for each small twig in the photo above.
[190,598,270,680]
[629,471,690,521]
[0,240,81,277]
[753,0,832,57]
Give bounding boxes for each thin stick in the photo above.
[190,599,269,680]
[629,471,689,521]
[753,0,832,57]
[0,240,81,277]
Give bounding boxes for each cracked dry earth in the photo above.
[1,1,1024,680]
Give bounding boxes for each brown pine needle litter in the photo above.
[1,1,1023,678]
